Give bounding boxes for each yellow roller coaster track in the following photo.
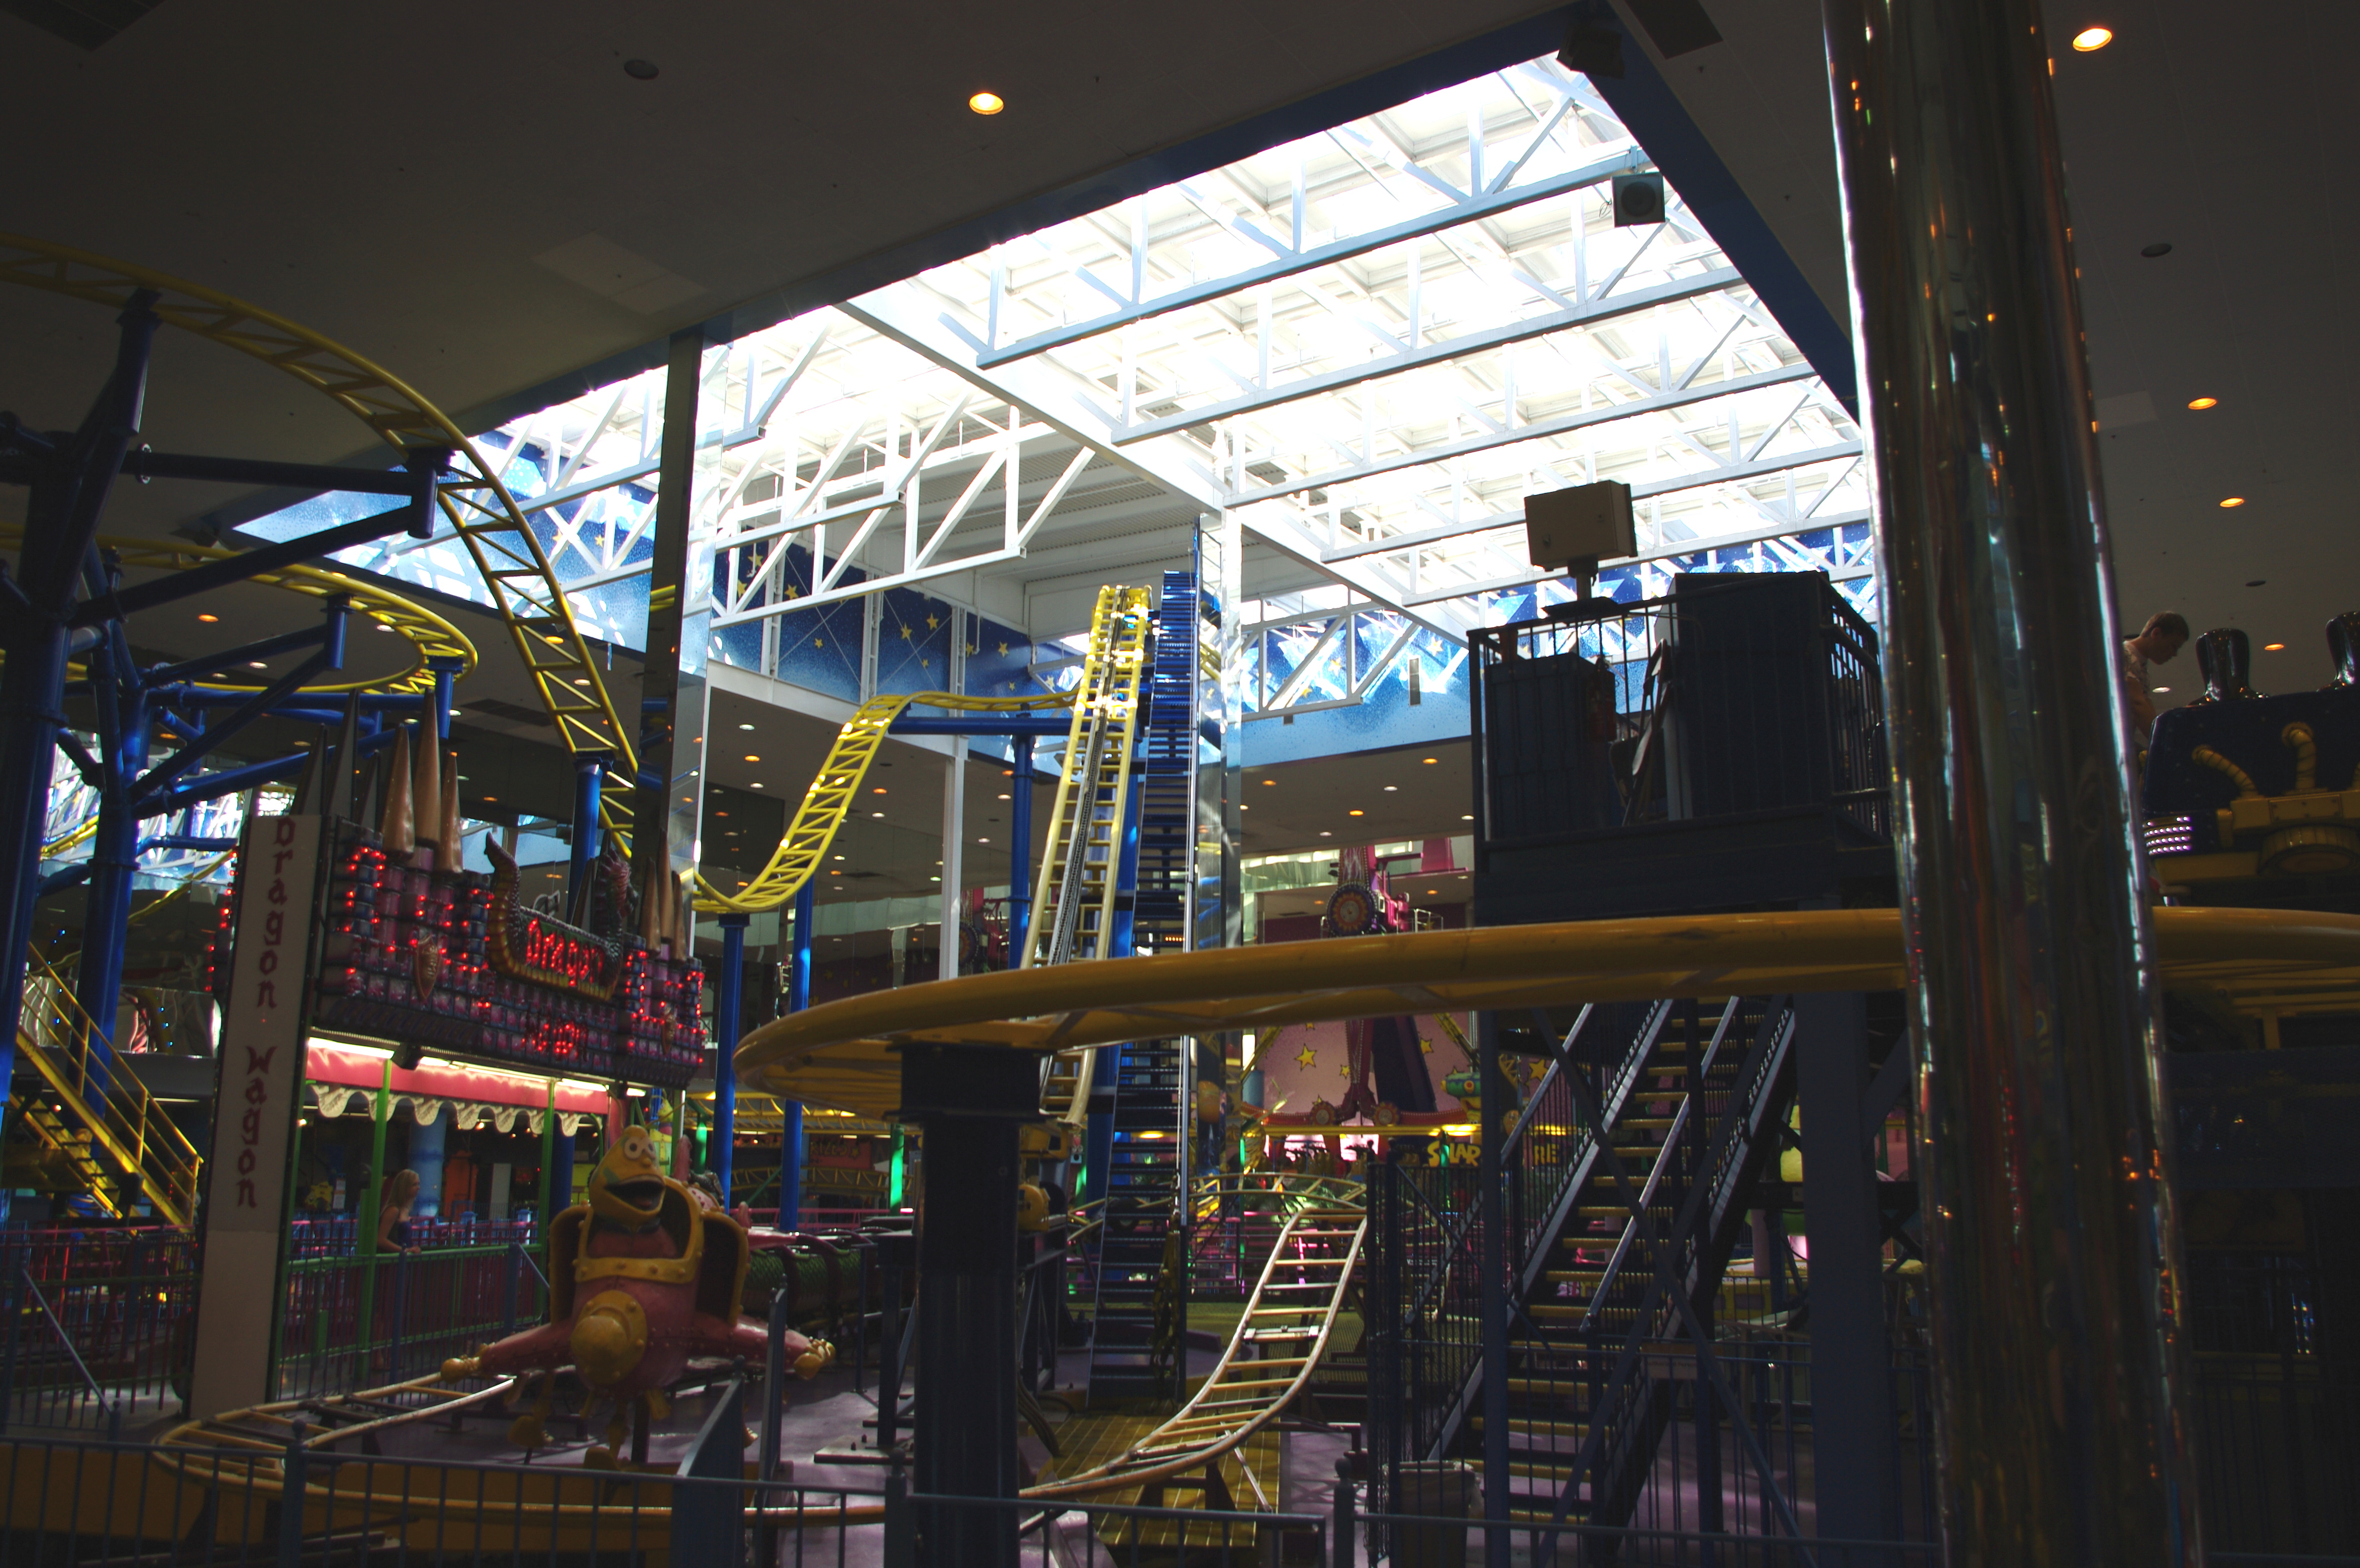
[691,688,1074,915]
[0,234,641,845]
[735,904,2360,1119]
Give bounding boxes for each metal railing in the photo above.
[1,1232,195,1431]
[277,1241,548,1401]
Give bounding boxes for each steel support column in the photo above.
[713,913,746,1203]
[781,881,813,1230]
[1821,1,2200,1561]
[0,293,158,1152]
[1007,736,1035,948]
[903,1040,1031,1568]
[567,753,605,920]
[1477,1010,1509,1568]
[1794,991,1894,1549]
[939,737,967,981]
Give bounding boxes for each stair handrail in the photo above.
[15,947,203,1226]
[14,1265,123,1439]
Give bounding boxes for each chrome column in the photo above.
[1818,2,2200,1562]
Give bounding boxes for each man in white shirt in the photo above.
[2121,611,2190,749]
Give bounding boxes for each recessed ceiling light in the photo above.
[377,622,395,631]
[714,810,729,818]
[739,722,755,730]
[1348,809,1365,816]
[1461,814,1474,821]
[482,795,497,803]
[997,793,1011,800]
[1319,830,1333,837]
[1422,757,1439,765]
[2153,685,2172,694]
[833,855,845,860]
[977,837,991,844]
[573,677,591,687]
[1426,889,1439,896]
[2219,497,2245,508]
[1383,785,1398,792]
[2187,397,2218,411]
[829,870,841,876]
[1261,778,1276,786]
[2141,242,2173,258]
[871,811,884,818]
[751,782,763,789]
[2071,25,2112,50]
[872,787,887,795]
[196,613,218,623]
[744,754,760,762]
[248,660,267,669]
[2247,579,2267,587]
[968,90,1004,114]
[623,58,660,80]
[2264,643,2287,652]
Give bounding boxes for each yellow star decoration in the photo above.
[813,636,824,647]
[926,614,940,629]
[1294,1044,1317,1070]
[1339,1062,1351,1078]
[1419,1035,1434,1054]
[899,625,912,640]
[997,642,1010,655]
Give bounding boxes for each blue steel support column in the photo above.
[1007,736,1035,953]
[713,914,746,1204]
[567,753,605,915]
[780,881,813,1229]
[73,634,151,1069]
[0,293,159,1159]
[1821,0,2201,1560]
[428,658,462,740]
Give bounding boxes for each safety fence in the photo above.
[277,1243,551,1402]
[0,1238,553,1431]
[285,1214,538,1257]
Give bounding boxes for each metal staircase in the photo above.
[1492,995,1800,1543]
[5,951,202,1226]
[1370,995,1801,1551]
[1084,1036,1190,1404]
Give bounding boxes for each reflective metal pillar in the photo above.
[1819,1,2200,1560]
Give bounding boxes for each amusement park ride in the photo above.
[8,228,2360,1567]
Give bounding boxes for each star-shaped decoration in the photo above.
[899,625,912,640]
[919,658,929,669]
[926,614,940,630]
[1295,1044,1317,1070]
[998,642,1010,656]
[1419,1036,1434,1054]
[813,636,825,647]
[1339,1062,1351,1078]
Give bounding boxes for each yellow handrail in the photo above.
[13,947,204,1226]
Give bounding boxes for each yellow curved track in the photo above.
[693,689,1073,914]
[735,905,2360,1118]
[0,234,639,843]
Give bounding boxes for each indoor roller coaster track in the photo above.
[0,234,641,847]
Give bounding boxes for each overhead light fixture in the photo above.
[1319,830,1333,837]
[744,754,761,762]
[833,854,845,860]
[1461,814,1474,821]
[2153,685,2172,694]
[1383,785,1399,792]
[872,787,887,795]
[2070,25,2112,50]
[968,90,1004,114]
[2187,397,2218,411]
[2219,497,2245,508]
[739,722,755,730]
[1421,757,1439,765]
[248,660,267,669]
[196,612,218,623]
[751,782,763,789]
[377,622,395,631]
[872,811,885,818]
[977,837,991,844]
[2264,643,2287,652]
[1348,809,1365,816]
[997,793,1011,801]
[482,794,496,802]
[1261,778,1276,786]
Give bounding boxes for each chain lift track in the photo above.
[0,234,640,845]
[1021,585,1154,1129]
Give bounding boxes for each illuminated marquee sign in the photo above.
[220,823,707,1089]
